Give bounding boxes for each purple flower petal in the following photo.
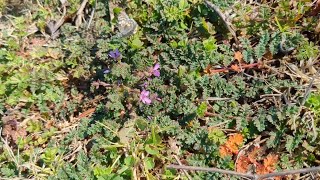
[109,52,115,58]
[142,90,149,96]
[153,70,160,77]
[153,63,160,70]
[103,69,111,74]
[140,90,152,105]
[115,49,120,57]
[143,97,152,104]
[149,63,160,77]
[109,49,121,59]
[139,90,146,101]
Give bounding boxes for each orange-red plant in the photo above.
[236,146,279,178]
[219,133,244,158]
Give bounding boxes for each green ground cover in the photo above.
[1,0,320,179]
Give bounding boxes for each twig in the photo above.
[78,108,96,118]
[53,124,79,135]
[77,0,89,17]
[173,155,192,180]
[96,121,118,135]
[207,63,260,75]
[291,61,320,133]
[302,111,318,143]
[167,164,320,180]
[86,0,97,30]
[204,0,239,44]
[201,97,233,101]
[75,0,89,27]
[0,128,19,167]
[298,173,310,180]
[53,3,67,36]
[208,120,232,128]
[310,113,318,142]
[108,1,115,32]
[301,69,320,106]
[303,162,316,180]
[64,144,82,161]
[92,80,113,89]
[167,164,254,178]
[257,166,320,180]
[260,94,282,98]
[36,0,45,9]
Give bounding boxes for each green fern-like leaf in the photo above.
[254,30,270,59]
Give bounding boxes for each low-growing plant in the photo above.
[1,0,320,179]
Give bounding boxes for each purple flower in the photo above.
[103,69,111,74]
[109,49,121,59]
[150,63,160,77]
[140,90,151,105]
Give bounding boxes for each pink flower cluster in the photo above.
[140,63,161,105]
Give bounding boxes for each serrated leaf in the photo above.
[178,65,187,77]
[285,135,303,153]
[253,115,266,132]
[203,37,217,51]
[0,167,15,177]
[93,166,112,176]
[179,0,189,10]
[208,128,226,144]
[130,37,144,49]
[196,102,207,117]
[266,132,277,148]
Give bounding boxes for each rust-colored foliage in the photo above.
[248,146,262,164]
[204,62,261,75]
[228,133,244,145]
[236,146,279,177]
[219,145,232,158]
[263,51,273,60]
[219,133,244,157]
[263,154,278,172]
[230,64,241,72]
[234,51,243,62]
[78,108,96,118]
[256,162,268,175]
[225,140,239,154]
[236,155,251,173]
